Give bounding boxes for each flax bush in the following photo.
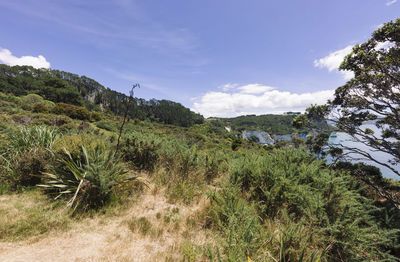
[0,126,58,189]
[39,144,137,211]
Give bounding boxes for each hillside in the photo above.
[0,64,203,127]
[0,69,400,261]
[215,114,332,135]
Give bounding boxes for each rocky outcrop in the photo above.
[242,130,274,145]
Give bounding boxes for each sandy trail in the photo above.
[0,187,208,262]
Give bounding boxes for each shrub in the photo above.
[96,121,117,131]
[39,144,137,211]
[231,137,242,151]
[11,114,32,124]
[122,136,159,172]
[206,185,265,261]
[0,92,23,105]
[32,103,49,113]
[4,149,50,190]
[0,117,8,131]
[52,103,90,120]
[90,111,102,122]
[22,94,44,105]
[51,134,97,163]
[52,115,73,127]
[223,148,400,261]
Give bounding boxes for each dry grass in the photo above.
[0,183,211,262]
[0,190,72,242]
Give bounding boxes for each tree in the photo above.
[294,19,400,207]
[115,83,139,154]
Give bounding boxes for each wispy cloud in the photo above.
[192,84,334,118]
[386,0,397,6]
[0,48,50,68]
[314,45,354,80]
[104,67,169,96]
[0,0,199,55]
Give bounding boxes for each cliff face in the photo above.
[242,130,274,145]
[242,130,309,145]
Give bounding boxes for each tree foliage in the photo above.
[296,19,400,177]
[329,19,400,177]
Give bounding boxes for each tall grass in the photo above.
[6,125,58,155]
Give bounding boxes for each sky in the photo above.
[0,0,399,117]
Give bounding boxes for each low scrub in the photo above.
[122,135,160,172]
[52,102,90,120]
[205,148,400,261]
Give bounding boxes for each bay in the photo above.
[328,122,400,180]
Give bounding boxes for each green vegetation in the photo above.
[0,50,399,260]
[40,144,136,211]
[294,18,400,208]
[0,64,203,127]
[205,149,399,261]
[214,114,332,135]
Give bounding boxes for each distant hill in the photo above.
[0,64,203,127]
[214,114,332,135]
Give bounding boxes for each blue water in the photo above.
[328,123,399,180]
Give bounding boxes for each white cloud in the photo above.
[314,45,354,80]
[386,0,397,6]
[375,41,395,50]
[192,83,334,118]
[0,48,50,69]
[237,84,274,94]
[218,83,239,91]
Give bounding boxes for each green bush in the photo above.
[216,148,400,261]
[90,111,102,122]
[4,149,50,190]
[52,115,73,127]
[51,134,98,163]
[122,136,159,172]
[22,94,44,105]
[52,103,90,120]
[40,144,136,211]
[206,185,264,261]
[96,121,117,131]
[0,92,23,105]
[32,103,49,113]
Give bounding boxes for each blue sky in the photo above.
[0,0,399,117]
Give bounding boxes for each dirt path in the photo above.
[0,187,209,262]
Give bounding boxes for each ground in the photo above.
[0,183,210,262]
